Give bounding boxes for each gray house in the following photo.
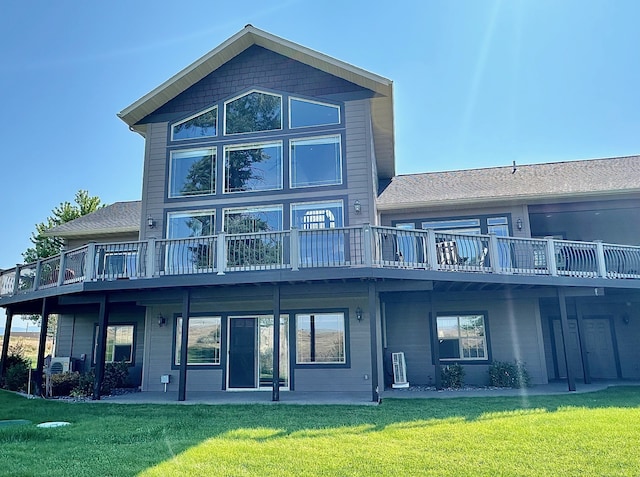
[1,26,639,402]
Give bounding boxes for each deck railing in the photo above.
[1,226,639,298]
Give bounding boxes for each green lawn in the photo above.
[1,387,639,476]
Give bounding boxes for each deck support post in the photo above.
[575,301,592,384]
[363,224,373,267]
[557,288,576,391]
[57,251,67,286]
[368,281,380,402]
[146,239,156,278]
[0,309,14,379]
[93,295,109,400]
[488,232,502,273]
[34,298,51,396]
[425,229,439,270]
[272,285,281,401]
[430,293,442,389]
[85,243,96,281]
[546,238,558,276]
[216,233,226,275]
[178,289,191,401]
[594,240,607,278]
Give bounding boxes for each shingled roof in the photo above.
[377,155,640,210]
[45,201,141,238]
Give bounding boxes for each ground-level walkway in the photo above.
[91,380,640,405]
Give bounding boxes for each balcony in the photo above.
[1,226,639,300]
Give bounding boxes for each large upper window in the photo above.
[171,106,217,141]
[437,315,487,361]
[169,148,216,198]
[224,142,282,193]
[289,98,340,128]
[290,135,342,188]
[175,316,221,365]
[296,313,346,364]
[224,90,282,135]
[94,325,134,364]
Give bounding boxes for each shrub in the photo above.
[50,371,81,396]
[70,360,130,397]
[489,360,530,388]
[441,363,465,388]
[2,345,32,392]
[4,360,30,392]
[103,360,129,392]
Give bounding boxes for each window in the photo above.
[224,142,282,193]
[169,148,216,198]
[437,315,487,361]
[290,135,342,188]
[171,106,217,140]
[292,201,344,266]
[175,316,221,365]
[296,313,345,364]
[289,97,340,128]
[166,210,216,272]
[223,206,283,268]
[167,210,215,239]
[223,206,283,233]
[94,325,134,364]
[224,90,282,135]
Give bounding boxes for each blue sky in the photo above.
[1,0,639,330]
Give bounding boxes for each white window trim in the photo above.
[223,89,283,136]
[175,316,222,366]
[166,209,216,239]
[222,205,284,232]
[222,141,283,194]
[171,105,218,141]
[437,314,488,361]
[168,147,217,199]
[288,96,341,129]
[290,200,344,229]
[289,134,343,189]
[295,313,346,365]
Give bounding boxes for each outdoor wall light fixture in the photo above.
[147,216,156,228]
[516,218,523,230]
[354,200,362,214]
[356,306,363,322]
[157,313,166,327]
[622,313,630,325]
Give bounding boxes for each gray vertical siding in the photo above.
[140,123,168,241]
[384,292,549,386]
[345,99,377,227]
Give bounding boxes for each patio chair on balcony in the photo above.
[437,240,467,266]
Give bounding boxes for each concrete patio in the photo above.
[87,380,640,405]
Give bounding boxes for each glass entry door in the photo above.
[228,315,289,390]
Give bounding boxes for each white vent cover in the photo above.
[391,352,409,389]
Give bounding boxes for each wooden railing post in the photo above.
[146,239,156,278]
[594,240,607,278]
[57,251,67,286]
[425,229,439,270]
[545,237,558,276]
[363,224,373,267]
[216,233,226,276]
[85,243,96,281]
[488,232,502,274]
[290,228,300,271]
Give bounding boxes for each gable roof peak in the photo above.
[118,25,393,131]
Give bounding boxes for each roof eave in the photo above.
[377,188,640,212]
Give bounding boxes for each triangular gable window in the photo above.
[224,90,282,135]
[171,106,217,141]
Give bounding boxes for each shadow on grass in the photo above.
[1,386,639,476]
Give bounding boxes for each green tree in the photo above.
[23,190,104,263]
